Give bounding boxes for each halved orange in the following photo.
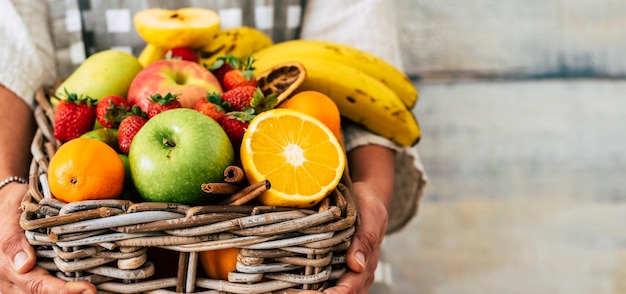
[240,108,346,208]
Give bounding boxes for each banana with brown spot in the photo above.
[252,39,418,108]
[253,56,420,147]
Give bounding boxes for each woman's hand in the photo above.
[332,182,390,294]
[0,183,96,294]
[299,144,395,293]
[297,182,389,294]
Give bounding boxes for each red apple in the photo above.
[127,59,222,110]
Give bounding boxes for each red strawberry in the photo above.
[222,70,257,91]
[193,92,229,121]
[208,55,237,81]
[222,86,276,112]
[215,55,257,91]
[118,106,148,154]
[147,93,182,118]
[164,47,198,63]
[221,86,257,111]
[219,109,256,151]
[53,91,97,143]
[96,95,130,128]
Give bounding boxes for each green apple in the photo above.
[118,154,142,202]
[55,50,143,104]
[129,108,234,204]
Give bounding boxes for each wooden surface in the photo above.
[395,0,626,79]
[384,78,626,294]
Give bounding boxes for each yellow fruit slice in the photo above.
[240,109,346,208]
[134,8,220,49]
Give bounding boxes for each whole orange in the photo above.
[48,137,125,202]
[281,90,342,139]
[199,247,239,280]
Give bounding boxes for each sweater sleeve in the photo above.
[0,0,56,108]
[300,0,427,234]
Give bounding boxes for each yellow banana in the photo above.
[137,26,272,68]
[253,57,420,147]
[252,39,418,108]
[137,43,168,67]
[197,26,273,69]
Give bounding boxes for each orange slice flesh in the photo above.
[240,108,346,208]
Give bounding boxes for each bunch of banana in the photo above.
[137,26,273,68]
[252,40,418,108]
[252,41,420,147]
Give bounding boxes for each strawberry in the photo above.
[96,95,130,128]
[208,54,237,81]
[118,106,148,154]
[147,93,182,118]
[53,90,97,143]
[222,86,277,112]
[213,55,257,91]
[222,69,257,91]
[193,92,230,121]
[221,86,257,111]
[219,108,256,151]
[164,47,198,63]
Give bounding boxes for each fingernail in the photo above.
[355,251,366,269]
[13,251,27,271]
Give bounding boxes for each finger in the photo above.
[0,185,97,294]
[0,279,28,294]
[9,266,96,294]
[344,184,388,274]
[0,184,37,274]
[323,271,369,294]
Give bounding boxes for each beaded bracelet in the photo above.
[0,176,28,190]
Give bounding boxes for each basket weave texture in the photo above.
[20,87,358,294]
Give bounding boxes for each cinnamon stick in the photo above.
[200,182,242,195]
[218,180,271,206]
[224,165,246,183]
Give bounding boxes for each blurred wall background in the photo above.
[386,1,626,294]
[395,0,626,79]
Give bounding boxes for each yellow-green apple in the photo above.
[127,59,222,111]
[128,108,234,204]
[54,50,143,105]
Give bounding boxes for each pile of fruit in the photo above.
[43,7,419,281]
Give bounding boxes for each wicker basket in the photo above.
[20,87,358,293]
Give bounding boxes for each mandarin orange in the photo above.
[281,90,342,139]
[48,137,125,202]
[199,247,239,280]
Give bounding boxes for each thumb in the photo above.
[11,240,37,274]
[345,230,375,273]
[0,184,37,274]
[344,182,389,273]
